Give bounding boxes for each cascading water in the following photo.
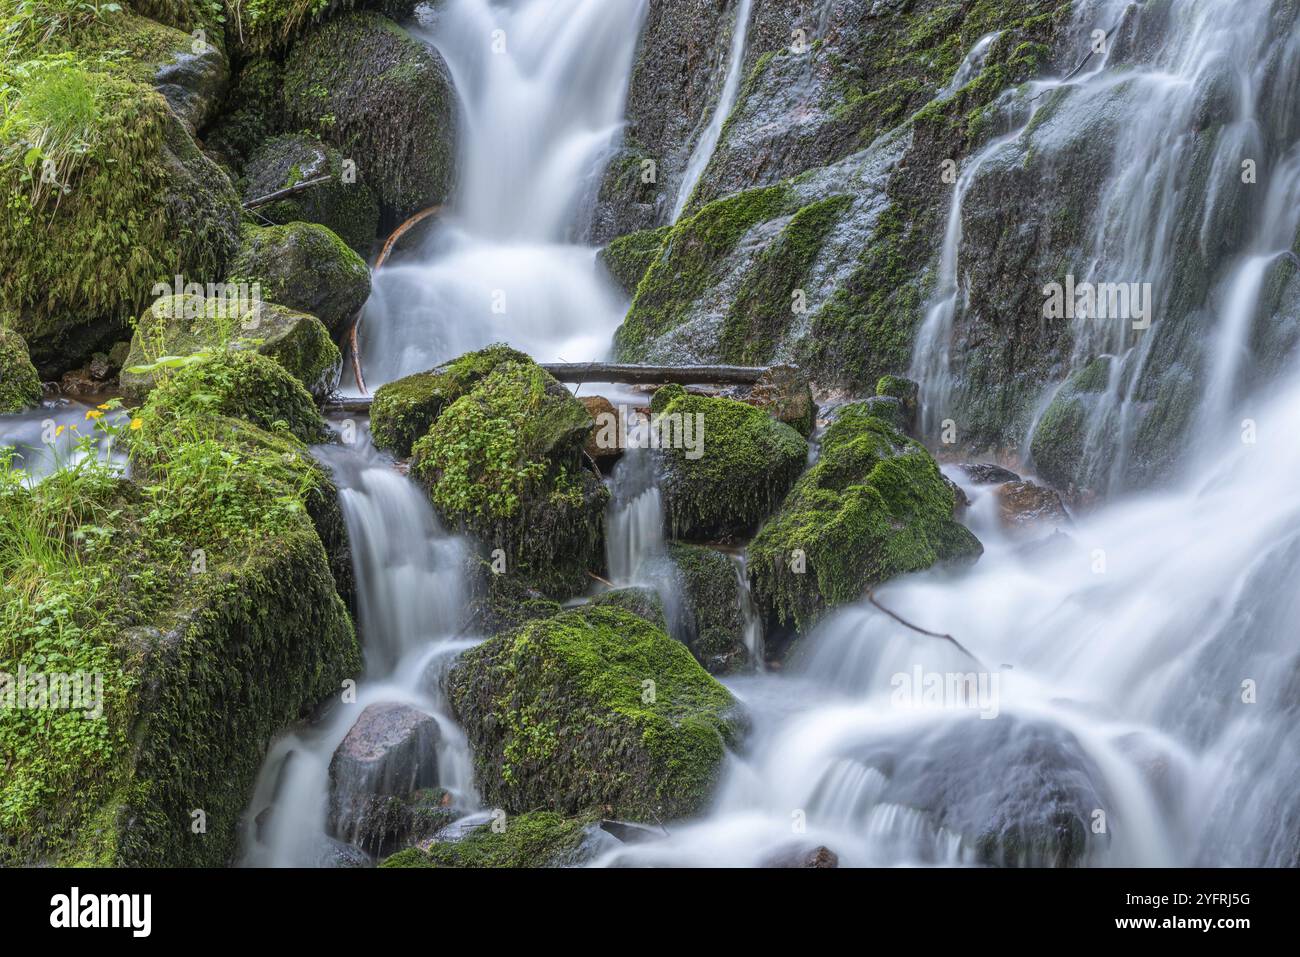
[239,427,477,867]
[671,0,753,220]
[353,0,648,387]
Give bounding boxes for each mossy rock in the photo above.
[445,604,746,821]
[121,295,342,403]
[0,63,241,377]
[1028,357,1113,493]
[283,12,458,224]
[613,184,794,362]
[665,543,751,674]
[369,344,530,457]
[409,355,607,598]
[382,811,593,868]
[241,134,380,255]
[589,586,668,632]
[598,225,671,296]
[462,558,562,637]
[654,390,808,541]
[225,222,371,338]
[749,404,983,633]
[0,327,43,412]
[205,57,285,167]
[139,350,329,444]
[2,401,357,865]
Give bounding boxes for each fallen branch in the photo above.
[864,588,984,668]
[242,174,332,209]
[587,570,615,588]
[542,362,770,385]
[345,205,445,396]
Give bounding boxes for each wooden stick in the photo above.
[344,204,445,396]
[242,174,332,209]
[865,588,985,668]
[542,362,769,385]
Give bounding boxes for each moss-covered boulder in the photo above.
[0,327,43,412]
[369,344,530,457]
[409,355,607,598]
[382,811,593,868]
[241,134,381,255]
[139,350,329,444]
[205,57,285,167]
[225,223,371,339]
[121,294,342,403]
[1,388,358,865]
[446,605,746,821]
[462,558,562,637]
[665,543,751,674]
[0,57,241,376]
[653,389,808,541]
[749,404,983,633]
[284,12,458,224]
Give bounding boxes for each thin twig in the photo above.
[865,588,985,668]
[242,174,332,209]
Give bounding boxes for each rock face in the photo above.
[588,586,668,632]
[749,402,983,633]
[653,386,808,541]
[225,223,371,339]
[121,295,342,402]
[664,543,752,674]
[328,703,441,854]
[0,327,43,412]
[241,134,381,255]
[407,350,608,598]
[284,12,458,225]
[446,605,746,821]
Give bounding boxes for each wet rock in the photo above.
[958,463,1022,485]
[446,604,746,821]
[0,327,43,412]
[598,226,671,295]
[749,402,982,633]
[599,819,666,845]
[241,134,381,255]
[581,395,623,464]
[284,12,459,225]
[734,364,817,437]
[154,39,229,134]
[762,843,840,868]
[663,543,753,674]
[224,222,371,339]
[316,837,371,868]
[462,558,562,637]
[653,388,808,542]
[996,480,1071,534]
[588,586,668,632]
[328,703,441,849]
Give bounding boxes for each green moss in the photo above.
[0,326,43,411]
[719,194,852,365]
[409,355,605,598]
[446,605,745,821]
[282,12,457,222]
[0,58,241,374]
[139,350,328,443]
[649,383,685,415]
[666,543,749,674]
[223,0,332,56]
[598,225,671,296]
[1028,357,1112,492]
[655,392,808,541]
[205,57,284,167]
[381,811,591,868]
[613,183,794,360]
[749,405,982,632]
[369,344,529,457]
[121,294,341,402]
[225,222,370,338]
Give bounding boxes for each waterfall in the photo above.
[604,412,665,584]
[354,0,648,387]
[670,0,754,221]
[239,427,477,867]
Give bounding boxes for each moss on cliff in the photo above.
[0,327,43,412]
